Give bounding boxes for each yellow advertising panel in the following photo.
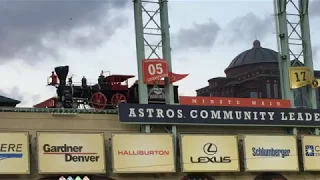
[243,135,298,172]
[37,132,105,174]
[289,66,311,89]
[111,133,175,173]
[0,132,29,174]
[180,134,239,172]
[301,135,320,171]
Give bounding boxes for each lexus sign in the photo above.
[180,134,239,172]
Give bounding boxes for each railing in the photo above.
[0,107,118,114]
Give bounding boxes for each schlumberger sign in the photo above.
[118,103,320,127]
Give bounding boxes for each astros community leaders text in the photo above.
[128,108,320,121]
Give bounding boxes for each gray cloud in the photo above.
[219,12,274,45]
[310,0,320,17]
[0,87,23,102]
[172,19,221,52]
[0,86,42,106]
[0,0,130,64]
[313,45,319,61]
[171,13,274,52]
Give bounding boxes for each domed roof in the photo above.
[225,40,278,71]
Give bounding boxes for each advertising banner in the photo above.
[180,134,239,172]
[111,133,175,173]
[301,135,320,171]
[243,135,298,171]
[37,132,105,174]
[0,132,29,174]
[179,96,291,108]
[119,103,320,127]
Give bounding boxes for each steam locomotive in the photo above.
[43,66,179,109]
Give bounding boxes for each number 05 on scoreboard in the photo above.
[142,59,169,83]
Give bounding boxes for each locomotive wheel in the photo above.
[90,92,107,109]
[55,101,63,108]
[111,93,127,108]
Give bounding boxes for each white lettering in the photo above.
[138,108,144,117]
[128,108,136,117]
[156,109,164,118]
[260,112,266,120]
[177,110,183,118]
[244,112,251,120]
[126,107,320,124]
[211,111,221,119]
[268,112,274,120]
[200,110,208,119]
[281,112,287,120]
[315,113,320,121]
[297,113,304,121]
[223,111,233,119]
[166,109,174,118]
[146,108,154,117]
[306,113,312,121]
[235,111,242,119]
[253,112,258,120]
[190,110,197,118]
[289,112,295,121]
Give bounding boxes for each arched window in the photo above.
[293,87,308,108]
[254,172,288,180]
[180,174,214,180]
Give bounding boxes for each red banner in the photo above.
[168,72,189,83]
[179,96,291,108]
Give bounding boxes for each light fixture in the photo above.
[75,176,82,180]
[59,176,66,180]
[83,176,90,180]
[67,176,74,180]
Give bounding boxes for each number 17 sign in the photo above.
[142,59,169,83]
[288,67,311,89]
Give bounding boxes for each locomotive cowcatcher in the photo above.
[46,66,179,109]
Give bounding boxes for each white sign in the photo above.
[243,135,298,172]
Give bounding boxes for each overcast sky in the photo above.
[0,0,319,107]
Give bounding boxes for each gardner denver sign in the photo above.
[119,103,320,127]
[37,132,105,174]
[42,144,100,162]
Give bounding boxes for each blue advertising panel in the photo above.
[118,103,320,127]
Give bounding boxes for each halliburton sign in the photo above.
[111,133,175,173]
[179,96,291,108]
[37,132,106,174]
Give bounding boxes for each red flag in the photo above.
[168,72,189,83]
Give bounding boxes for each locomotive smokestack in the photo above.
[54,66,69,86]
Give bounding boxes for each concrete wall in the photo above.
[0,112,318,180]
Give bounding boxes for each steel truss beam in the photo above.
[133,0,177,168]
[274,0,318,135]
